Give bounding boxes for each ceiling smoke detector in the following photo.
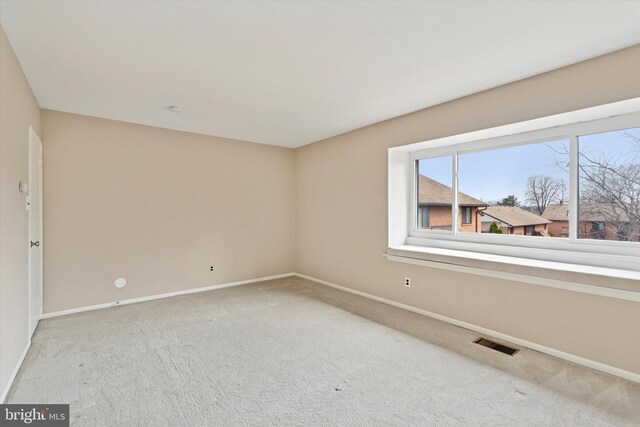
[167,105,183,113]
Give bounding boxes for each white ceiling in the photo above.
[2,1,640,148]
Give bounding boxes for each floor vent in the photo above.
[474,337,519,356]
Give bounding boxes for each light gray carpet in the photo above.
[7,276,640,426]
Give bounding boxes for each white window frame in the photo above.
[388,98,640,274]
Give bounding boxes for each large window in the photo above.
[390,102,640,273]
[412,125,639,245]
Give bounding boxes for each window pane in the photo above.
[417,206,430,229]
[458,140,569,237]
[417,156,452,230]
[578,126,640,242]
[462,207,472,224]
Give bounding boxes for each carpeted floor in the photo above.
[7,276,640,426]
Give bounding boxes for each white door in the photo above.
[28,126,43,336]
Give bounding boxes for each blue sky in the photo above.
[418,127,639,204]
[419,140,568,203]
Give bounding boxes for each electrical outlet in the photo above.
[209,266,214,272]
[404,277,411,287]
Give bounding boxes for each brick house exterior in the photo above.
[542,203,639,241]
[480,206,551,236]
[417,175,488,232]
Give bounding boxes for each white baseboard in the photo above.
[42,273,295,319]
[294,272,640,384]
[1,337,31,403]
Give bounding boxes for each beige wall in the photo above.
[0,27,42,398]
[295,44,640,375]
[42,111,295,313]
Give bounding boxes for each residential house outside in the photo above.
[418,176,635,240]
[542,203,639,241]
[542,203,571,237]
[480,206,551,235]
[417,175,488,232]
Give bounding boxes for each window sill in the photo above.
[385,245,640,301]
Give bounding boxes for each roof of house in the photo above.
[542,203,631,222]
[541,203,569,221]
[418,175,487,207]
[481,206,551,227]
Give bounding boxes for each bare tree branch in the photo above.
[525,175,566,215]
[577,130,640,241]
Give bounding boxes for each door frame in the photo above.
[28,126,43,336]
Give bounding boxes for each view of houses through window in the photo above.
[416,126,640,242]
[417,155,453,231]
[578,128,640,242]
